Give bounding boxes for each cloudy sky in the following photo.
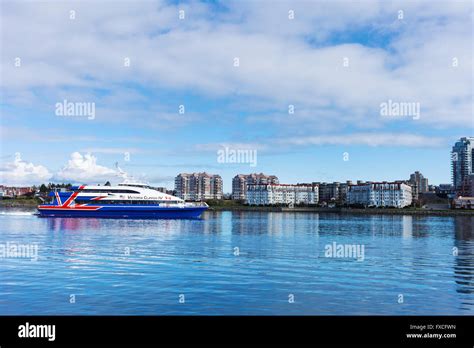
[0,0,473,191]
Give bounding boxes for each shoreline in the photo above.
[2,200,473,216]
[209,206,474,216]
[0,198,40,208]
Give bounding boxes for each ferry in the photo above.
[37,182,208,219]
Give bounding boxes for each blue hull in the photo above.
[37,206,208,219]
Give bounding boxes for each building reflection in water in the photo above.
[453,217,474,307]
[402,215,413,239]
[43,215,219,261]
[229,211,320,259]
[230,211,319,236]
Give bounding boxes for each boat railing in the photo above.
[157,202,208,208]
[184,202,209,208]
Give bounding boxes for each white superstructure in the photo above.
[72,182,186,206]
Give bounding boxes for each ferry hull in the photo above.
[37,206,208,219]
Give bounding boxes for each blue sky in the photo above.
[0,0,473,192]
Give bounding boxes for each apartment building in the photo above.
[232,173,279,200]
[347,182,413,208]
[0,185,34,197]
[246,183,318,205]
[174,173,223,201]
[313,181,352,204]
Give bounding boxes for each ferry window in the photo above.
[81,189,139,194]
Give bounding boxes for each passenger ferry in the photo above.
[37,182,208,219]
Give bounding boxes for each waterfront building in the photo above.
[313,182,339,203]
[452,137,474,193]
[0,185,34,197]
[338,181,353,204]
[453,197,474,209]
[246,183,318,206]
[174,174,190,200]
[435,184,456,198]
[232,173,279,200]
[347,182,413,208]
[312,181,352,204]
[460,174,474,197]
[174,173,223,201]
[408,171,429,200]
[395,179,419,203]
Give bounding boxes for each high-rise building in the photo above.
[452,137,474,193]
[174,174,190,200]
[409,171,429,193]
[405,171,429,202]
[175,173,223,201]
[232,173,279,200]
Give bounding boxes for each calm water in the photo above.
[0,209,473,315]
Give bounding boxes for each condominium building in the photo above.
[246,183,318,205]
[0,185,34,197]
[312,181,352,204]
[395,179,419,203]
[338,181,352,204]
[174,173,223,201]
[347,182,413,208]
[452,137,474,193]
[459,174,474,197]
[232,173,279,200]
[409,171,429,198]
[313,182,339,203]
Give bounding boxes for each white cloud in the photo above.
[0,155,51,185]
[275,133,445,147]
[54,152,121,184]
[80,147,141,155]
[1,0,471,131]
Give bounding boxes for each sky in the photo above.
[0,0,473,192]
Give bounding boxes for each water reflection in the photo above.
[453,217,474,305]
[454,216,474,241]
[402,215,413,239]
[230,211,320,236]
[2,210,474,314]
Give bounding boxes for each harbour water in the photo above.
[0,209,473,315]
